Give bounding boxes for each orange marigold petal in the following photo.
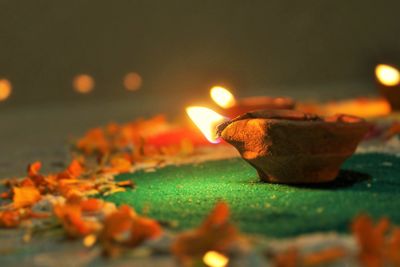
[0,191,11,199]
[67,159,84,177]
[54,204,98,237]
[20,178,35,187]
[103,157,132,174]
[80,198,103,212]
[274,248,299,267]
[77,128,110,155]
[388,228,400,265]
[129,216,162,246]
[202,202,229,228]
[100,204,162,253]
[351,214,389,267]
[172,201,238,264]
[301,247,346,266]
[27,161,42,177]
[13,186,41,208]
[0,210,21,228]
[106,122,120,135]
[101,204,135,241]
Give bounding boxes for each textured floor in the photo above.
[105,152,400,237]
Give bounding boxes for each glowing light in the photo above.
[186,106,226,143]
[375,64,400,86]
[73,74,94,94]
[0,79,12,101]
[124,72,142,91]
[83,234,97,247]
[323,98,390,118]
[210,86,236,108]
[203,251,229,267]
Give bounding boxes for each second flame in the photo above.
[375,64,400,87]
[210,86,236,108]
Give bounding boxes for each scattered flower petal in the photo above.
[171,202,238,265]
[13,186,41,208]
[100,205,162,256]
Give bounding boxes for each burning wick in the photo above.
[186,106,227,144]
[375,64,400,86]
[210,86,236,108]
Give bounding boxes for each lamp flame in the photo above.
[0,79,12,101]
[375,64,400,86]
[210,86,236,108]
[186,106,226,143]
[203,251,229,267]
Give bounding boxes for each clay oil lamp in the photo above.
[210,86,295,118]
[375,63,400,111]
[217,109,369,184]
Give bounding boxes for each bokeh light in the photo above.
[83,234,97,247]
[0,79,12,101]
[124,72,142,91]
[203,251,229,267]
[73,74,95,94]
[375,64,400,86]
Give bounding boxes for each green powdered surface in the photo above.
[104,153,400,237]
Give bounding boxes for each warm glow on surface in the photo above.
[186,106,226,143]
[124,72,142,91]
[73,74,94,94]
[203,251,229,267]
[323,98,390,118]
[0,79,12,101]
[210,86,236,108]
[375,64,400,86]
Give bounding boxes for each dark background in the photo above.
[0,0,399,177]
[1,0,400,110]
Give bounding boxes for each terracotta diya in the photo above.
[375,63,400,110]
[217,110,369,184]
[210,86,295,118]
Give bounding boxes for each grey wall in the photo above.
[0,0,399,108]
